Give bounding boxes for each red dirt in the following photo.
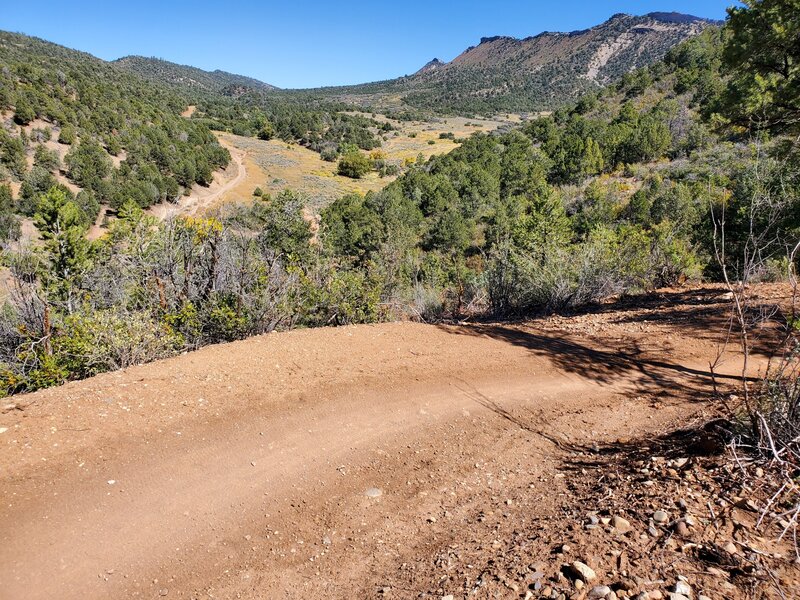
[0,286,795,599]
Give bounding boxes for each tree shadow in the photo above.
[443,321,741,393]
[442,288,783,397]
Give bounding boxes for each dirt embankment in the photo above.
[0,286,796,599]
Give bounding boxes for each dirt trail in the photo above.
[150,138,247,219]
[0,289,757,599]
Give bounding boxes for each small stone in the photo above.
[672,580,692,597]
[589,585,612,598]
[107,480,116,485]
[505,499,513,506]
[674,521,690,537]
[586,514,600,525]
[322,535,331,546]
[706,567,726,578]
[684,515,697,527]
[571,561,597,582]
[612,516,632,533]
[648,526,659,537]
[561,544,571,553]
[755,467,764,478]
[158,590,168,597]
[698,596,712,600]
[575,579,585,590]
[674,458,689,468]
[653,511,669,524]
[648,592,663,600]
[442,595,454,600]
[365,488,382,498]
[723,542,738,555]
[427,516,437,523]
[0,427,8,434]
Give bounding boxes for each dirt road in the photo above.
[0,289,755,599]
[150,138,247,219]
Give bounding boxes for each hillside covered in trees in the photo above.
[0,30,387,235]
[0,31,232,224]
[113,55,278,94]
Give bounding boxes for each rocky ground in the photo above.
[384,419,799,600]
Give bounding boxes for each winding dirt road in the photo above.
[150,138,247,219]
[0,289,752,599]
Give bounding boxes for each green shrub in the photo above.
[337,152,372,179]
[58,125,76,145]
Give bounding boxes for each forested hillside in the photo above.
[113,55,277,93]
[114,54,387,160]
[0,31,231,224]
[0,30,387,236]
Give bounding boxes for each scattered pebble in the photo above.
[571,561,597,582]
[672,580,692,597]
[653,510,669,524]
[365,488,382,498]
[612,515,632,532]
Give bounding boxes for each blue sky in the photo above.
[2,1,735,88]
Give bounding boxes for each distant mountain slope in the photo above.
[113,56,277,95]
[314,12,718,115]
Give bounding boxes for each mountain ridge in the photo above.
[365,11,719,114]
[113,55,278,94]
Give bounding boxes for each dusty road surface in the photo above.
[0,288,766,599]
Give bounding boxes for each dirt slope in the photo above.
[0,288,777,599]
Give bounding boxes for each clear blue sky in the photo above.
[1,1,735,89]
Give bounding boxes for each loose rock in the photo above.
[672,580,692,597]
[653,510,669,524]
[612,516,632,533]
[674,521,690,537]
[571,561,597,582]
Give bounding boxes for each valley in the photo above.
[197,114,515,213]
